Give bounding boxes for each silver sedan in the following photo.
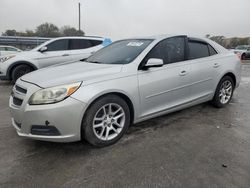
[9,35,242,147]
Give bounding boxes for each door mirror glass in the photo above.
[144,58,163,69]
[39,46,48,53]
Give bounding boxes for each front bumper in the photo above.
[0,63,9,80]
[9,79,87,142]
[0,69,8,80]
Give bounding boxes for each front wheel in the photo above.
[11,64,33,82]
[82,95,131,147]
[212,76,235,108]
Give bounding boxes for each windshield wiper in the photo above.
[85,60,102,64]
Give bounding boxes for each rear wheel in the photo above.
[242,53,246,60]
[212,76,234,108]
[11,64,33,82]
[82,95,130,147]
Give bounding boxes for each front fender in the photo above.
[6,61,38,79]
[71,76,140,122]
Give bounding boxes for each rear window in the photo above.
[188,41,210,60]
[69,39,102,50]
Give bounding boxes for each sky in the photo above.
[0,0,250,40]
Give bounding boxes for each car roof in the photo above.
[120,34,227,53]
[122,34,211,41]
[51,36,106,41]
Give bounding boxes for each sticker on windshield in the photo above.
[127,42,144,47]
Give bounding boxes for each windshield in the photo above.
[86,39,152,64]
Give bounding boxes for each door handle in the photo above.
[213,63,220,68]
[62,54,69,56]
[179,70,187,76]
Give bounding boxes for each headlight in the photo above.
[0,55,15,63]
[29,82,82,105]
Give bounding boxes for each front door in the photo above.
[138,36,192,118]
[35,39,72,68]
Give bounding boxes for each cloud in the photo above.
[0,0,250,39]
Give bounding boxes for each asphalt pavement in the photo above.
[0,63,250,188]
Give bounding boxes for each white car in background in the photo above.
[0,45,22,57]
[0,36,112,81]
[231,45,250,60]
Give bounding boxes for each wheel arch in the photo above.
[81,91,135,134]
[221,72,236,87]
[7,61,38,80]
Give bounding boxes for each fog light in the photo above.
[31,125,60,136]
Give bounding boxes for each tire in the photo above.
[212,76,235,108]
[241,53,246,60]
[82,95,131,147]
[11,64,33,82]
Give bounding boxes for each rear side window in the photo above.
[208,45,217,56]
[145,37,185,64]
[46,39,69,51]
[91,40,102,46]
[6,47,18,51]
[188,41,209,60]
[69,39,102,50]
[0,47,5,51]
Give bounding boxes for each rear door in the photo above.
[35,39,72,68]
[68,39,103,61]
[138,36,192,118]
[187,38,221,101]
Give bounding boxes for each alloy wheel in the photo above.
[219,80,233,104]
[92,103,125,141]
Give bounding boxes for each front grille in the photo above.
[12,84,27,107]
[15,85,27,94]
[13,97,23,106]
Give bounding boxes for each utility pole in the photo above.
[78,2,81,31]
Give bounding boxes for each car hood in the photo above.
[21,61,123,88]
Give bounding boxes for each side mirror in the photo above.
[143,58,164,70]
[39,46,48,53]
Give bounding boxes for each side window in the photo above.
[69,39,94,50]
[208,45,217,56]
[0,47,5,51]
[91,40,102,46]
[145,37,185,64]
[188,41,209,60]
[6,47,18,51]
[46,39,69,51]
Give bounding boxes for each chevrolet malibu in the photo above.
[9,35,241,147]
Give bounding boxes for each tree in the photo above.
[61,26,85,36]
[36,23,61,37]
[2,29,18,36]
[209,36,226,46]
[24,30,36,37]
[1,23,85,38]
[205,34,210,38]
